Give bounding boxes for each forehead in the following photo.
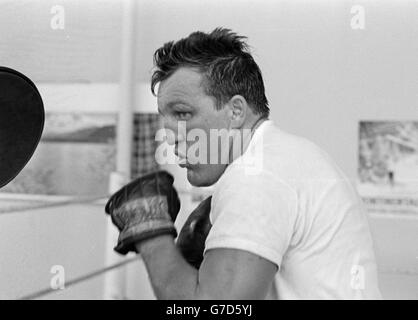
[157,67,206,105]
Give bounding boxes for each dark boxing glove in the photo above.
[105,170,181,255]
[176,196,213,269]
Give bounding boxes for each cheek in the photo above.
[184,112,229,162]
[185,128,211,162]
[185,118,211,146]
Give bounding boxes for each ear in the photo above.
[227,95,248,129]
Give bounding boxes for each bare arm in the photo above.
[136,235,277,300]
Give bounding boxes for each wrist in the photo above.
[135,234,175,255]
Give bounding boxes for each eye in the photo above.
[175,112,191,120]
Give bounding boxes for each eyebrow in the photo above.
[167,99,190,108]
[160,99,192,113]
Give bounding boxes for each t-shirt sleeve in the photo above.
[204,168,298,268]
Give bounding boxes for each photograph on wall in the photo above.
[357,121,418,215]
[1,113,116,197]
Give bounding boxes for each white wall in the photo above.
[0,0,416,299]
[132,0,418,181]
[131,1,418,298]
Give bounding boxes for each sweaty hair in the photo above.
[151,28,269,117]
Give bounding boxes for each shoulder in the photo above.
[214,163,296,199]
[206,164,298,268]
[211,165,298,225]
[261,123,348,182]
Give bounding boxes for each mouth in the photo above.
[179,162,189,168]
[177,157,190,168]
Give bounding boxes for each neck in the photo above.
[250,115,268,135]
[228,115,268,164]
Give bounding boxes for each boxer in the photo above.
[0,67,45,188]
[106,28,381,299]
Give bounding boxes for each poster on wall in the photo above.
[357,121,418,215]
[1,113,116,197]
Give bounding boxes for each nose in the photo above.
[162,118,186,146]
[164,127,176,146]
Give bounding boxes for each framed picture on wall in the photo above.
[357,121,418,215]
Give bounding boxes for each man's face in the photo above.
[157,67,231,186]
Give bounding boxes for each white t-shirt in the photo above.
[204,120,381,299]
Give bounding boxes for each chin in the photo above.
[186,169,208,187]
[186,165,226,187]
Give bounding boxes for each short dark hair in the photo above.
[151,28,269,117]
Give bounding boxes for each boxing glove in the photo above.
[176,196,212,269]
[105,170,181,255]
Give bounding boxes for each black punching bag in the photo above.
[0,67,45,188]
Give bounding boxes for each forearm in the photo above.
[135,235,203,299]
